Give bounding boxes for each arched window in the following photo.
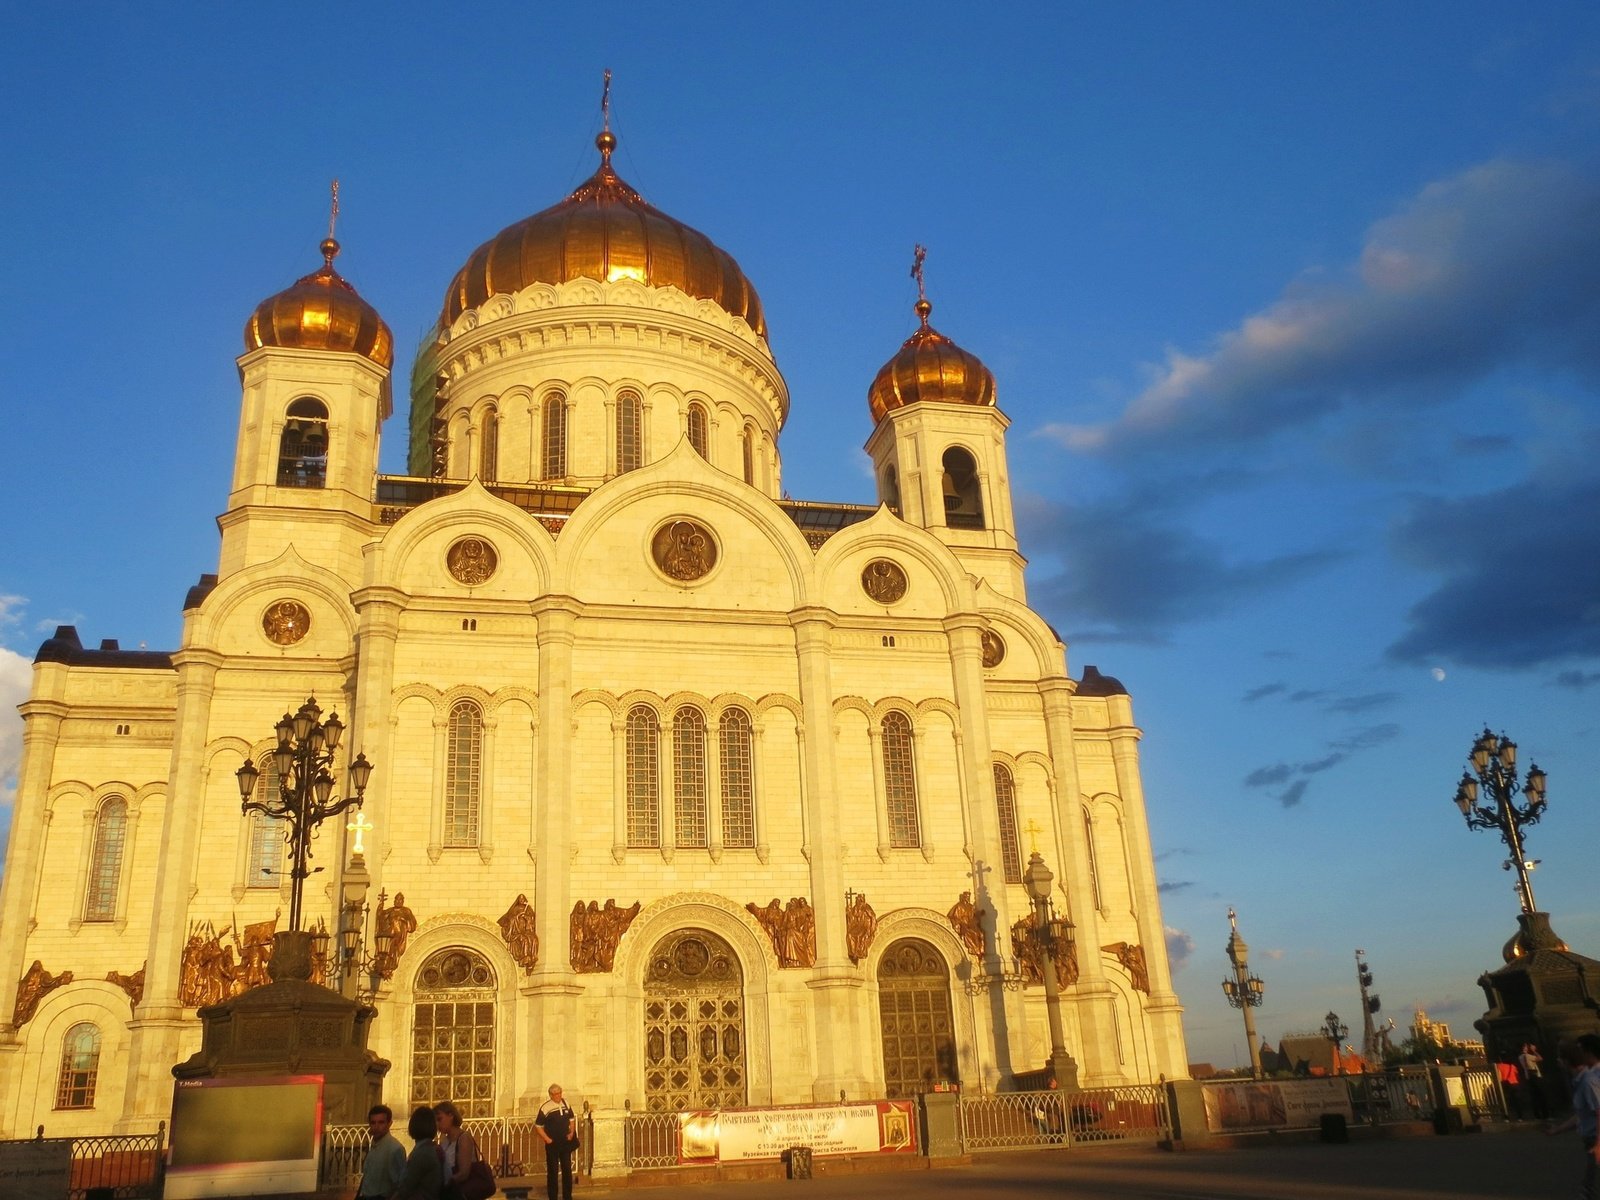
[686,403,709,459]
[881,712,921,849]
[278,397,329,488]
[941,446,985,528]
[993,764,1022,884]
[673,708,708,849]
[245,755,283,887]
[480,409,499,482]
[741,427,755,485]
[1083,807,1103,910]
[412,948,496,1117]
[719,708,755,849]
[877,939,957,1097]
[616,391,643,474]
[84,797,127,922]
[542,392,567,480]
[882,464,901,512]
[54,1023,101,1109]
[626,705,661,848]
[444,701,483,847]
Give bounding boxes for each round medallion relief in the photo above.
[861,559,908,604]
[651,519,718,582]
[446,536,498,586]
[262,599,311,645]
[981,629,1006,668]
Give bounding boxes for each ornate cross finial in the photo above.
[1023,818,1042,854]
[347,809,374,857]
[1228,906,1239,931]
[328,179,340,241]
[911,244,928,301]
[601,68,612,132]
[320,180,341,269]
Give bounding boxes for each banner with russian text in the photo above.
[677,1101,916,1163]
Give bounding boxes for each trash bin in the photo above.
[1319,1113,1348,1143]
[784,1145,814,1178]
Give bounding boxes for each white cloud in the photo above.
[1164,925,1194,972]
[0,645,31,876]
[0,594,25,633]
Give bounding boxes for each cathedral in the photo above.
[0,119,1187,1136]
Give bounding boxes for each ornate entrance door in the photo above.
[877,938,958,1097]
[411,948,497,1117]
[643,929,747,1111]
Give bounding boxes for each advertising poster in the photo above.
[678,1100,916,1163]
[1202,1078,1353,1132]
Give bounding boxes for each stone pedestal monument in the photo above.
[173,930,389,1124]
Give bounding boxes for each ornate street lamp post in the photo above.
[1221,908,1266,1078]
[1323,1011,1349,1076]
[1452,728,1547,915]
[1022,851,1079,1091]
[236,697,374,938]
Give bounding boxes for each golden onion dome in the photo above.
[441,131,766,338]
[244,238,394,369]
[867,297,996,424]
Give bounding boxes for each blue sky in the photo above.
[2,3,1597,1070]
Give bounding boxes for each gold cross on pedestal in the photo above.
[347,810,374,857]
[1023,819,1043,854]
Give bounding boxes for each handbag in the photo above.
[458,1157,496,1200]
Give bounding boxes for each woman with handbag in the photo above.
[434,1101,496,1199]
[535,1084,579,1200]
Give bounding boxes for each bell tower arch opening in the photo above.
[643,928,747,1112]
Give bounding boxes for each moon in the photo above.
[1431,667,1447,682]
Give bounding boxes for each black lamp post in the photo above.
[1323,1011,1350,1075]
[236,697,373,935]
[1453,728,1547,915]
[1022,850,1079,1091]
[1221,907,1266,1078]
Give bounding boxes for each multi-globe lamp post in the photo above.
[236,698,374,968]
[1452,728,1547,914]
[1322,1011,1350,1075]
[1221,908,1266,1078]
[1022,850,1080,1091]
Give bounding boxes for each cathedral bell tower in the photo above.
[222,206,394,575]
[864,250,1024,599]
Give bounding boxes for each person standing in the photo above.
[536,1084,579,1200]
[433,1101,482,1200]
[1546,1038,1600,1200]
[357,1105,407,1200]
[390,1106,444,1200]
[1520,1041,1550,1119]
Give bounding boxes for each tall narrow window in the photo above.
[626,706,661,847]
[54,1023,101,1109]
[1083,807,1103,909]
[278,397,329,488]
[881,712,921,848]
[941,446,985,529]
[993,764,1022,883]
[616,391,642,474]
[84,797,127,922]
[686,403,709,459]
[444,701,483,847]
[246,757,283,887]
[673,708,709,848]
[882,464,901,512]
[480,410,499,482]
[542,392,567,480]
[719,707,755,848]
[741,427,755,485]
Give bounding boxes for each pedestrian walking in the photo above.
[536,1083,580,1200]
[1546,1038,1600,1200]
[357,1104,408,1200]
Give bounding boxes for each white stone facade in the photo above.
[0,206,1187,1138]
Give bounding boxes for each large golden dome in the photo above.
[867,298,996,423]
[441,132,766,338]
[244,238,394,369]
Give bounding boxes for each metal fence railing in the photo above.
[960,1084,1170,1151]
[322,1109,596,1189]
[1462,1068,1509,1122]
[1345,1070,1437,1124]
[623,1110,681,1168]
[2,1125,167,1200]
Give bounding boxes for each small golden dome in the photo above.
[244,238,394,369]
[867,298,996,424]
[441,132,766,338]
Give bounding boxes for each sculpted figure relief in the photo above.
[237,913,279,991]
[13,960,73,1026]
[374,893,418,980]
[105,963,146,1008]
[261,599,311,645]
[845,893,879,963]
[652,520,717,582]
[569,898,641,973]
[498,893,540,973]
[746,897,817,968]
[947,891,987,960]
[1102,941,1150,993]
[980,629,1006,668]
[861,559,908,604]
[179,921,236,1008]
[1010,916,1077,988]
[446,536,498,586]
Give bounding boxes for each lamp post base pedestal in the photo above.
[1048,1049,1080,1094]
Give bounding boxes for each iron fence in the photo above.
[960,1084,1170,1151]
[323,1109,596,1188]
[623,1109,680,1167]
[1462,1068,1509,1121]
[4,1124,167,1200]
[1345,1070,1437,1124]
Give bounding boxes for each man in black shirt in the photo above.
[535,1083,579,1200]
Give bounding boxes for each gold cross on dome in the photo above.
[347,809,374,856]
[601,68,612,131]
[327,179,340,241]
[910,244,928,302]
[1023,818,1042,854]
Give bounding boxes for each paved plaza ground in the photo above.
[577,1127,1581,1199]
